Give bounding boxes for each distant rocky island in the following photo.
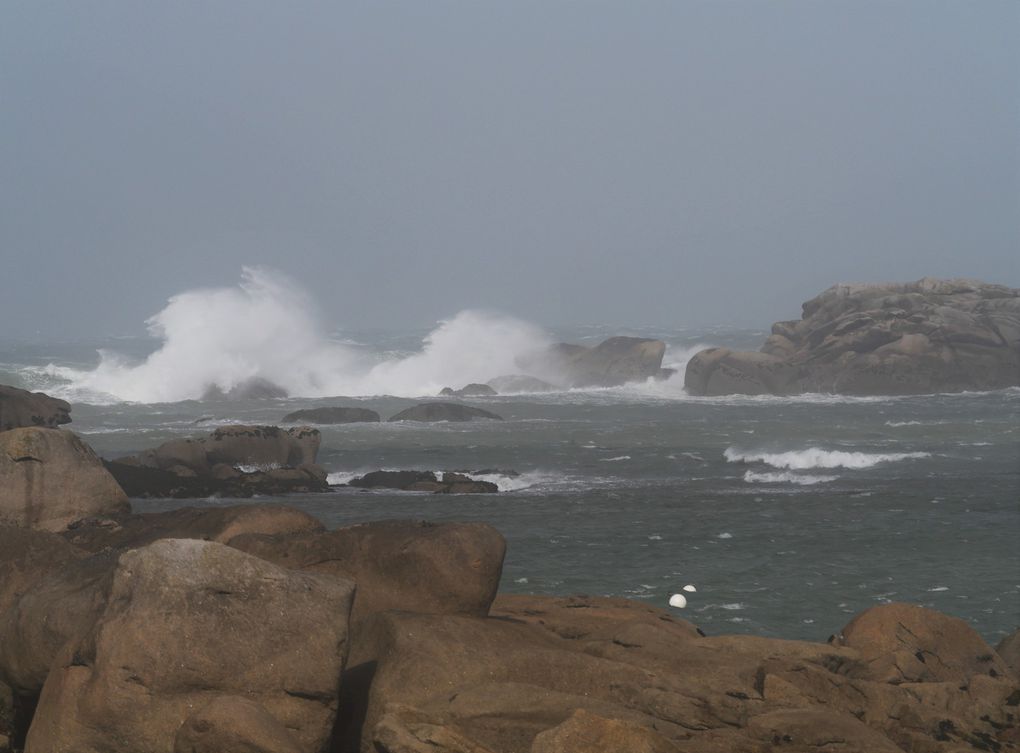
[686,277,1020,396]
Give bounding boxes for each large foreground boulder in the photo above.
[25,539,355,753]
[0,385,71,432]
[0,428,129,531]
[282,407,381,424]
[517,336,672,388]
[388,403,503,422]
[685,277,1020,395]
[230,520,505,625]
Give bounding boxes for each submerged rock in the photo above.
[685,277,1020,396]
[0,428,130,531]
[388,402,503,422]
[0,385,71,432]
[282,406,381,424]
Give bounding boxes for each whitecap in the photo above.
[742,470,839,485]
[724,446,930,470]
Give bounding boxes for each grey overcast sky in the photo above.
[2,1,1018,337]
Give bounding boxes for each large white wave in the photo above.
[48,267,553,403]
[725,446,931,470]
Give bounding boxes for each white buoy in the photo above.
[682,584,697,593]
[668,593,687,609]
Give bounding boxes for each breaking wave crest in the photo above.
[42,267,552,403]
[725,446,931,470]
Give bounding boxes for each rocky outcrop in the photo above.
[0,385,71,432]
[282,407,381,424]
[229,520,506,625]
[685,277,1020,396]
[486,375,558,393]
[337,597,1019,753]
[347,470,498,494]
[0,428,129,531]
[517,336,673,388]
[439,384,498,397]
[388,403,503,422]
[106,425,329,498]
[25,539,355,753]
[3,500,1018,752]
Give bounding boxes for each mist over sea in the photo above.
[2,269,1017,642]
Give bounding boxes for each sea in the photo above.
[2,272,1017,644]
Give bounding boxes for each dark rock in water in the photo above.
[487,374,559,393]
[108,425,328,498]
[201,377,288,400]
[205,424,319,467]
[0,385,71,432]
[25,539,353,753]
[348,470,439,490]
[229,519,505,625]
[387,402,503,422]
[104,459,329,498]
[0,428,130,532]
[347,469,498,494]
[438,383,498,397]
[685,277,1020,396]
[281,406,380,424]
[438,472,499,494]
[517,336,668,388]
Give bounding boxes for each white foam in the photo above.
[48,267,554,403]
[725,446,930,470]
[600,455,631,462]
[743,470,839,485]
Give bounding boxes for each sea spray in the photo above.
[48,267,554,403]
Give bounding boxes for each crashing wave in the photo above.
[725,446,930,470]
